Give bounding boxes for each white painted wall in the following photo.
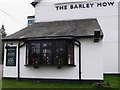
[34,0,119,74]
[80,39,103,80]
[19,45,80,80]
[18,40,103,80]
[35,0,118,22]
[3,42,18,78]
[3,40,103,80]
[118,1,120,73]
[19,39,103,80]
[98,17,118,74]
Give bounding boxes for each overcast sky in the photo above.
[0,0,35,35]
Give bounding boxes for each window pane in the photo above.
[30,42,41,65]
[26,44,29,65]
[42,49,52,65]
[42,41,53,65]
[6,47,16,66]
[36,43,40,48]
[55,41,67,65]
[42,42,52,47]
[67,43,74,65]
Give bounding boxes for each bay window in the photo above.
[26,40,75,67]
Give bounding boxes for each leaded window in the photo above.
[26,40,74,67]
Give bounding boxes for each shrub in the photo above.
[93,81,112,88]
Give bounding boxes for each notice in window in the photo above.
[6,47,16,66]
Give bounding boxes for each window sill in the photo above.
[24,64,76,68]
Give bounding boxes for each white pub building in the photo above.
[2,0,119,82]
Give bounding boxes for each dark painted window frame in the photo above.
[25,39,76,68]
[6,47,16,66]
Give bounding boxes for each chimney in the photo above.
[27,16,35,26]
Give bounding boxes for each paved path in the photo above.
[0,64,2,79]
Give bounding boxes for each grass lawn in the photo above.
[2,75,120,89]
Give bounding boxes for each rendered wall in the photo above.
[20,45,80,80]
[98,16,118,74]
[19,40,103,80]
[3,42,18,78]
[35,0,117,22]
[80,39,103,80]
[35,0,119,74]
[118,1,120,73]
[3,40,103,80]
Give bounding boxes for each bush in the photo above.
[93,81,112,88]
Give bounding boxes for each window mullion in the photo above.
[39,41,42,65]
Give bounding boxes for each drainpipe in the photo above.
[17,40,20,80]
[17,41,20,80]
[17,40,26,80]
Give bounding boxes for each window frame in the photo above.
[6,47,16,66]
[25,39,75,67]
[67,41,75,65]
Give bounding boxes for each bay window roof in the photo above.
[2,19,103,40]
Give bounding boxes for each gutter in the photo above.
[1,34,104,41]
